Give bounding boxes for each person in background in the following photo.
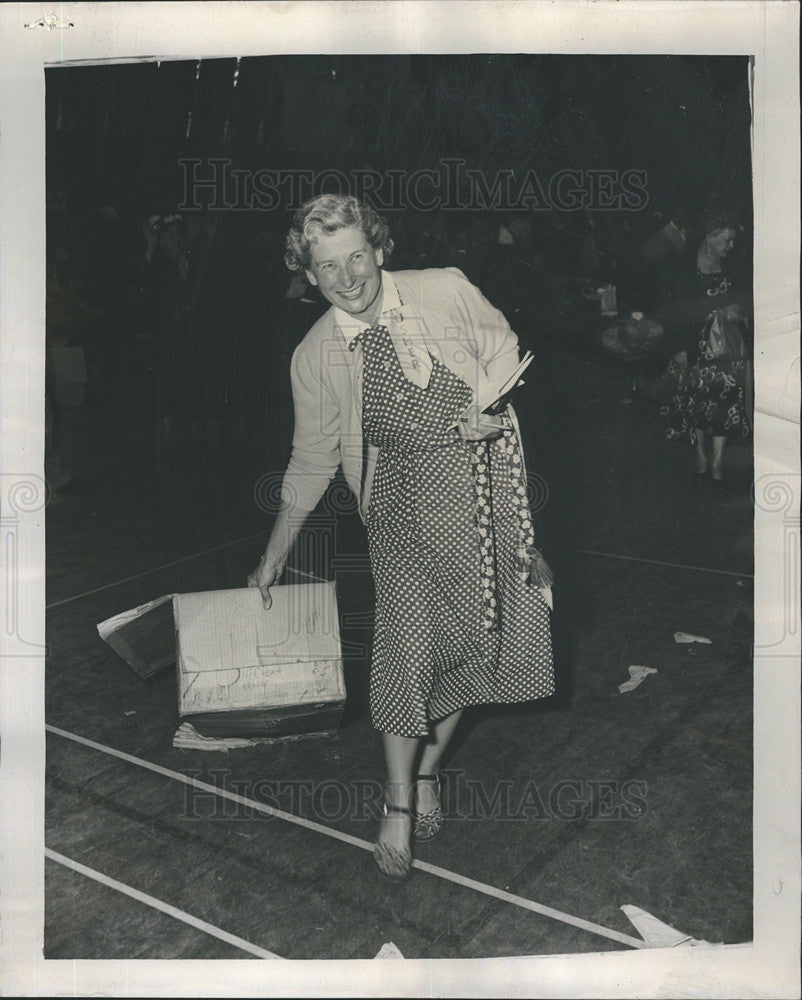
[639,210,691,269]
[654,210,752,492]
[617,210,692,316]
[248,195,555,881]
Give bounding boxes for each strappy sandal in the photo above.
[414,773,444,841]
[373,803,413,882]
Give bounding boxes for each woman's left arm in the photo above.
[444,268,520,406]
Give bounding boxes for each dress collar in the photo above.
[334,270,402,347]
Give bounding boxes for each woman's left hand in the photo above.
[457,404,508,441]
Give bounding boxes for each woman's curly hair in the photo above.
[284,195,394,273]
[699,209,741,238]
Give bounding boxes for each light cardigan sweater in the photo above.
[280,266,521,517]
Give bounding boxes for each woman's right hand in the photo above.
[247,554,284,610]
[457,403,508,441]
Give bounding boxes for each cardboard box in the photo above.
[173,583,345,738]
[98,583,346,740]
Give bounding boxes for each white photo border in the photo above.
[1,2,799,997]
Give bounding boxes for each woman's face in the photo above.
[305,226,384,319]
[159,222,183,259]
[706,226,737,259]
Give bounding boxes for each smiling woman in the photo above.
[284,195,394,324]
[306,228,385,321]
[248,194,555,882]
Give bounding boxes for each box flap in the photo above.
[97,594,173,641]
[97,594,175,679]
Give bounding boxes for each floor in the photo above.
[44,320,754,960]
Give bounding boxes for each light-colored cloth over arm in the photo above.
[435,267,521,408]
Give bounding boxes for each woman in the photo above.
[655,211,752,490]
[248,195,554,880]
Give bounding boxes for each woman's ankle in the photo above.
[384,780,413,811]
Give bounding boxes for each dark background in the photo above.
[45,52,753,512]
[46,53,752,239]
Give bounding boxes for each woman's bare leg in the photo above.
[378,732,418,853]
[710,435,726,480]
[417,709,463,813]
[694,430,708,474]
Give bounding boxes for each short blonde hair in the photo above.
[284,195,394,273]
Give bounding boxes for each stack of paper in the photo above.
[172,721,334,752]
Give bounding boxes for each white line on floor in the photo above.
[573,548,753,578]
[46,724,647,951]
[45,847,283,960]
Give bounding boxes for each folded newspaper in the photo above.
[477,350,534,414]
[173,721,334,752]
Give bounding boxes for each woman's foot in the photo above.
[711,474,727,496]
[414,773,444,841]
[373,797,413,882]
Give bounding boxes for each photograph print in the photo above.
[43,51,756,962]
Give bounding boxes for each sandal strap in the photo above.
[383,803,413,817]
[416,773,440,782]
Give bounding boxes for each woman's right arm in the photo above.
[248,340,342,608]
[247,503,307,608]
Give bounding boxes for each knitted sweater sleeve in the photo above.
[441,267,521,406]
[280,337,342,513]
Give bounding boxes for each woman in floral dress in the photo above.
[655,211,752,490]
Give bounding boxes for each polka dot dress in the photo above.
[354,323,554,738]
